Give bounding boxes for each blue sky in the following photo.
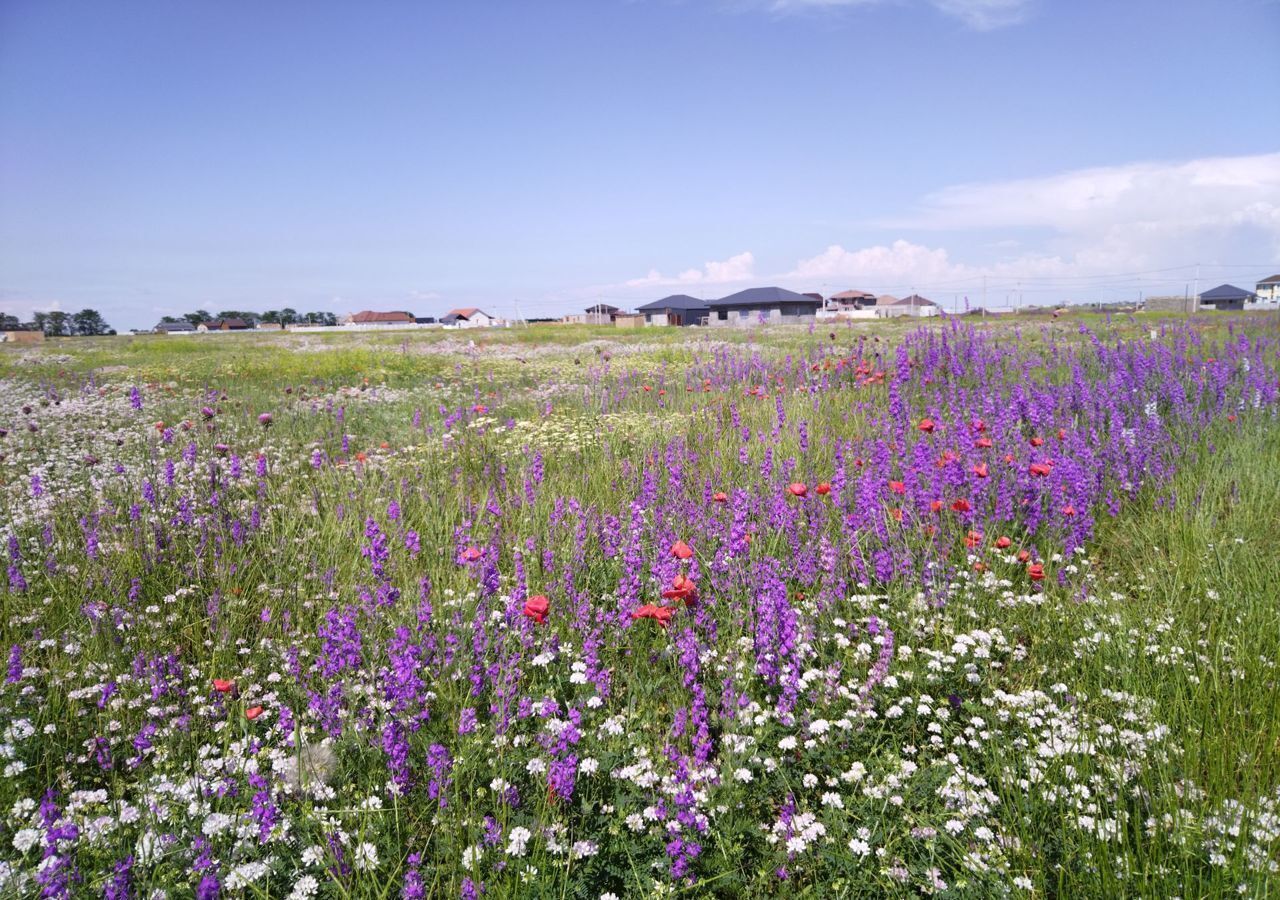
[2,0,1278,330]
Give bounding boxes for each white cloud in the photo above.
[895,152,1280,236]
[623,251,755,288]
[928,0,1031,30]
[760,0,1032,29]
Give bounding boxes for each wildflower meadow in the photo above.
[1,316,1278,898]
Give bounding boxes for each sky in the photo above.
[1,0,1278,331]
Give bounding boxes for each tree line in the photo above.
[161,309,339,327]
[0,309,114,336]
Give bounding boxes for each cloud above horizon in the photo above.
[608,152,1280,306]
[759,0,1032,30]
[623,251,756,289]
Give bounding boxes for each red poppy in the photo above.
[972,418,987,433]
[522,595,550,623]
[1017,549,1031,563]
[462,546,482,562]
[975,437,993,449]
[1056,428,1067,441]
[1029,462,1052,477]
[245,706,264,720]
[1003,453,1014,464]
[888,480,906,495]
[658,389,666,396]
[918,418,936,433]
[930,499,944,513]
[972,463,989,478]
[921,524,937,537]
[632,604,674,628]
[670,540,693,560]
[938,450,958,467]
[1027,563,1045,581]
[661,573,698,606]
[642,385,652,392]
[213,679,235,694]
[950,498,972,513]
[1029,436,1044,447]
[964,530,983,548]
[815,482,831,495]
[1227,414,1237,423]
[973,562,986,573]
[1063,504,1077,517]
[712,491,728,503]
[472,404,488,414]
[889,507,904,522]
[994,536,1012,549]
[788,482,808,498]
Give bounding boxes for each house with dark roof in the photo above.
[636,294,709,327]
[1199,284,1255,311]
[198,317,254,332]
[1255,274,1280,304]
[707,286,822,326]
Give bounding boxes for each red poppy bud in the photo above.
[917,418,936,433]
[1027,563,1045,581]
[815,482,831,495]
[1017,549,1031,563]
[995,536,1012,549]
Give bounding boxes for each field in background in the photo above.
[1,314,1277,898]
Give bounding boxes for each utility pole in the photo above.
[1192,263,1200,314]
[982,275,987,314]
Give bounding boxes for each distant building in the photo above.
[1198,284,1255,311]
[1145,295,1197,314]
[153,320,195,333]
[613,313,646,329]
[198,318,254,332]
[414,316,437,325]
[636,294,709,327]
[1253,274,1280,304]
[707,287,822,327]
[565,303,622,325]
[346,310,417,325]
[828,289,877,311]
[442,308,499,328]
[877,295,940,318]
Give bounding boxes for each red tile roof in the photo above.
[350,310,415,323]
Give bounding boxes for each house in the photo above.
[876,295,940,318]
[1253,275,1280,304]
[565,303,622,325]
[153,320,195,333]
[636,294,709,327]
[346,310,417,326]
[414,316,437,325]
[827,289,878,311]
[707,286,822,327]
[1145,295,1197,314]
[443,308,498,328]
[1199,284,1255,311]
[198,318,254,332]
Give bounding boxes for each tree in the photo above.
[0,313,19,330]
[184,310,212,326]
[30,311,71,336]
[160,315,181,323]
[71,308,111,336]
[279,307,299,325]
[260,310,280,324]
